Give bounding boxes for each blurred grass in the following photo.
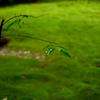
[0,1,100,100]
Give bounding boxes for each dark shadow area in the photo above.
[0,0,38,7]
[0,0,67,7]
[0,0,100,7]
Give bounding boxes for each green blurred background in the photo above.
[0,0,100,99]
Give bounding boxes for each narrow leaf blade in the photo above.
[59,49,71,58]
[56,45,66,50]
[18,18,21,25]
[46,48,55,56]
[43,45,51,50]
[6,19,18,30]
[20,98,33,100]
[23,15,29,18]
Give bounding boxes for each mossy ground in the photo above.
[0,1,100,100]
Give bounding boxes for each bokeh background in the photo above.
[0,0,100,99]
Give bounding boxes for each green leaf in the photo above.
[7,97,11,100]
[23,15,29,18]
[20,98,33,100]
[2,94,10,98]
[18,18,21,25]
[46,48,55,56]
[59,49,71,58]
[56,45,66,50]
[43,45,51,50]
[17,18,22,28]
[6,19,18,30]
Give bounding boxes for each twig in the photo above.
[1,34,58,44]
[0,19,5,39]
[3,14,50,25]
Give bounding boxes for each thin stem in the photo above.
[1,34,58,45]
[0,19,5,39]
[3,14,49,25]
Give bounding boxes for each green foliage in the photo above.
[20,98,33,100]
[46,48,55,56]
[1,94,33,100]
[59,49,71,58]
[0,94,16,100]
[43,45,71,57]
[22,15,29,18]
[56,45,66,50]
[3,14,71,57]
[43,45,51,50]
[6,15,30,30]
[6,19,19,31]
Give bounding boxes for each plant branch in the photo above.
[0,19,5,39]
[3,14,49,25]
[1,34,58,45]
